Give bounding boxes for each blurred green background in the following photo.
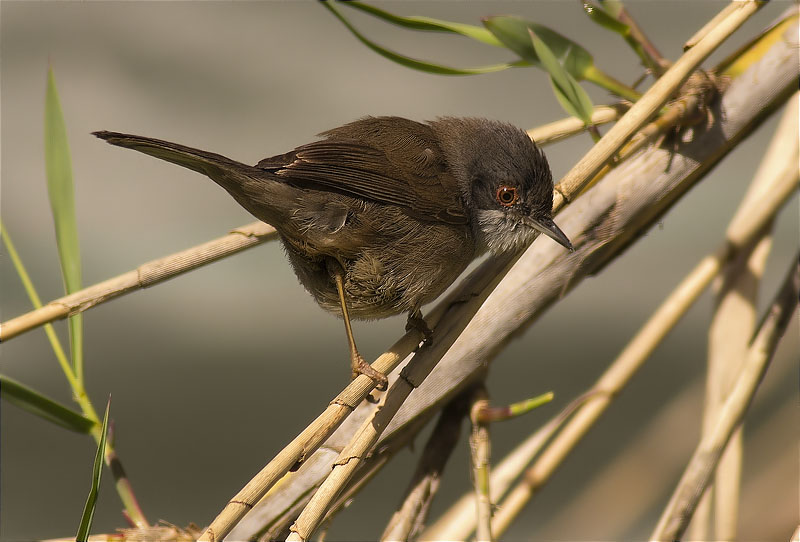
[1,2,797,540]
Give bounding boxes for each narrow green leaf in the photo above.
[484,15,641,102]
[0,374,95,433]
[76,398,110,541]
[323,2,524,75]
[45,66,81,294]
[529,29,595,125]
[341,1,504,47]
[483,16,595,79]
[45,66,84,381]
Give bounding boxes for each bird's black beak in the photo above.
[527,216,574,252]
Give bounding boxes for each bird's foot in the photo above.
[351,352,388,391]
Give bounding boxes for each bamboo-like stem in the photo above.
[526,104,628,145]
[197,330,421,542]
[205,252,512,542]
[469,388,493,542]
[0,222,277,343]
[489,138,800,538]
[105,442,149,531]
[690,484,713,542]
[651,254,800,541]
[684,2,742,51]
[380,395,467,542]
[712,245,764,535]
[695,231,773,541]
[574,76,719,199]
[421,394,589,541]
[538,380,704,539]
[691,91,797,541]
[552,0,763,208]
[283,266,524,542]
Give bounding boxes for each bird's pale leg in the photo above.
[333,270,388,391]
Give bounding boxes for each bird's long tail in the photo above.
[93,130,256,181]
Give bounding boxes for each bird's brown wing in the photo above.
[255,117,468,225]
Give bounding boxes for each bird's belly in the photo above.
[280,218,475,320]
[341,247,471,319]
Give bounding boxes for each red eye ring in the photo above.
[496,185,518,207]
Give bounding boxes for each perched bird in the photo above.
[94,116,572,389]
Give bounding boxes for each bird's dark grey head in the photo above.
[430,117,572,254]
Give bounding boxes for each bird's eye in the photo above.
[495,185,519,207]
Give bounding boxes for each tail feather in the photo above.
[92,131,251,179]
[93,130,296,228]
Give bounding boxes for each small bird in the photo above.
[94,116,572,390]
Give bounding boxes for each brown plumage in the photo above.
[94,116,572,389]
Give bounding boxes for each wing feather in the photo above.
[255,117,467,225]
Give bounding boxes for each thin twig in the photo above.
[526,104,628,144]
[716,234,771,537]
[572,72,723,197]
[473,392,554,424]
[651,254,800,541]
[684,2,742,51]
[380,393,468,542]
[197,329,422,542]
[421,393,591,541]
[469,387,493,542]
[615,4,671,75]
[282,268,523,542]
[0,222,277,342]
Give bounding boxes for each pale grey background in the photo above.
[1,2,797,540]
